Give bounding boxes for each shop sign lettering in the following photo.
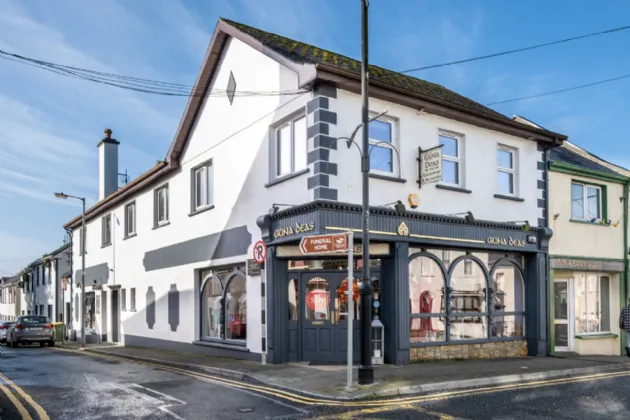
[486,236,526,247]
[273,222,315,239]
[418,146,443,186]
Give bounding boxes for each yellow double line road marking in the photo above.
[0,372,49,420]
[54,347,630,408]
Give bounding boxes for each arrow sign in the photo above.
[299,233,349,255]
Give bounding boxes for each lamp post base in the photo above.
[358,365,374,385]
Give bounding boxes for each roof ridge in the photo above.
[565,141,630,175]
[220,18,511,121]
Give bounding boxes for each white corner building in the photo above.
[62,19,568,364]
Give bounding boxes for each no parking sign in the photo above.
[253,241,267,264]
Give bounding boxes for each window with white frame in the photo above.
[101,214,112,246]
[497,146,516,195]
[125,202,136,237]
[193,160,214,211]
[368,118,396,174]
[439,132,462,185]
[154,185,169,226]
[571,182,602,221]
[575,273,610,334]
[275,115,307,178]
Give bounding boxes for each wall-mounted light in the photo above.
[553,213,560,220]
[464,211,476,224]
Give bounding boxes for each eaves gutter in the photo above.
[312,63,568,144]
[549,161,629,184]
[64,162,172,230]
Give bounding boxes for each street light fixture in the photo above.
[54,191,86,349]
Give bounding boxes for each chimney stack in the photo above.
[98,128,120,200]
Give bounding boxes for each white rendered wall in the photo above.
[332,90,543,224]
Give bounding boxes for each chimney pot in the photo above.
[104,128,112,139]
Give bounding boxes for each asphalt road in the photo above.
[0,345,309,419]
[2,344,630,419]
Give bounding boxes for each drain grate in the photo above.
[237,408,254,413]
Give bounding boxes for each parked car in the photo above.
[7,316,55,348]
[0,322,14,344]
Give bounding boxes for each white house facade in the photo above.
[63,19,567,364]
[17,243,70,323]
[0,276,21,322]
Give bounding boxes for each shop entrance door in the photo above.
[553,278,573,352]
[300,272,360,364]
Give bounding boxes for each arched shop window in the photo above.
[409,249,527,344]
[409,253,447,343]
[449,256,488,340]
[491,260,526,338]
[200,266,247,341]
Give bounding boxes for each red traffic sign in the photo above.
[299,233,348,255]
[253,241,267,264]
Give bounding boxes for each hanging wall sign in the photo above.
[417,145,443,187]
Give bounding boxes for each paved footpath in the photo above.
[3,344,630,419]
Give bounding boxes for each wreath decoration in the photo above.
[337,278,360,305]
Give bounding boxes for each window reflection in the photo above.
[449,258,487,340]
[305,277,330,321]
[288,279,298,321]
[201,276,223,339]
[409,255,446,342]
[338,278,360,321]
[225,275,246,340]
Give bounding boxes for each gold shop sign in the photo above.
[273,222,315,239]
[486,236,526,247]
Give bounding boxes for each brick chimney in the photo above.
[97,128,120,200]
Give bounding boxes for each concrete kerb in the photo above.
[61,345,630,401]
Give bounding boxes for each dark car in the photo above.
[7,316,55,348]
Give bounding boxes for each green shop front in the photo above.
[257,201,552,365]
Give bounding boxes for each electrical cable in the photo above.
[487,73,630,105]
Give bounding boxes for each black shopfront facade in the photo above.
[257,201,552,365]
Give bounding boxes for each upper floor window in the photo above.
[275,115,307,178]
[571,182,602,221]
[192,160,214,212]
[497,146,516,195]
[101,214,112,246]
[154,184,169,227]
[368,118,396,174]
[439,132,462,185]
[125,202,136,238]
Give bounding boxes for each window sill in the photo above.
[193,339,249,352]
[410,336,525,347]
[575,333,618,340]
[494,194,525,202]
[129,309,137,312]
[152,221,170,230]
[570,219,610,227]
[123,233,137,241]
[101,243,112,249]
[189,205,215,217]
[369,173,406,183]
[436,184,472,194]
[265,168,309,188]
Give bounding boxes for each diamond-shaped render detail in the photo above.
[226,71,236,105]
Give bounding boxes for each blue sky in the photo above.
[1,0,629,274]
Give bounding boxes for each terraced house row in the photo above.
[4,18,630,362]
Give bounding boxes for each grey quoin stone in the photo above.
[168,284,179,332]
[146,286,156,330]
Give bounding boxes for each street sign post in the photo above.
[299,233,348,255]
[253,241,267,264]
[300,232,354,388]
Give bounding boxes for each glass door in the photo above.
[554,279,573,351]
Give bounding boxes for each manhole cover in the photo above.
[237,408,254,413]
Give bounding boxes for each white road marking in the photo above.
[110,382,187,420]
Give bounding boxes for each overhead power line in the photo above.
[0,49,308,98]
[395,24,630,74]
[486,73,630,105]
[3,24,629,97]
